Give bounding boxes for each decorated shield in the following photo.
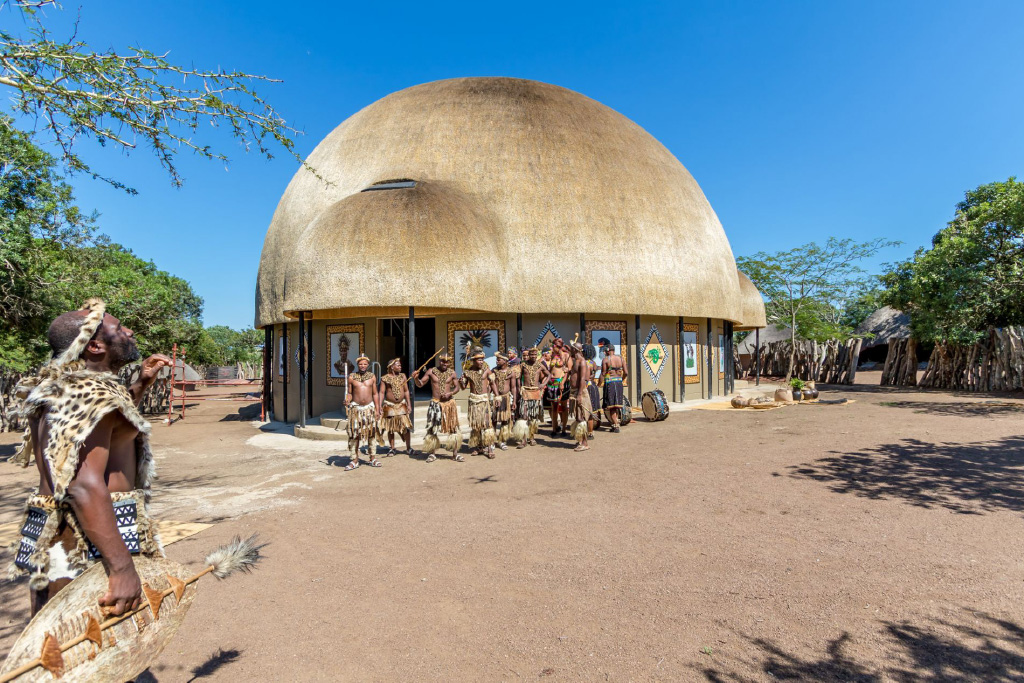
[1,556,197,682]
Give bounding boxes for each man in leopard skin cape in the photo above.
[8,299,172,617]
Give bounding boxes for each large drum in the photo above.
[641,390,670,422]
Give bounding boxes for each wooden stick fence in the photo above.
[919,326,1024,392]
[751,338,861,384]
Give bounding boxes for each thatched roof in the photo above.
[256,77,745,326]
[735,324,794,355]
[735,270,767,330]
[855,306,910,349]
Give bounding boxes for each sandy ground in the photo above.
[1,376,1023,681]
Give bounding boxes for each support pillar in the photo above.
[706,318,713,400]
[282,324,289,422]
[263,326,272,421]
[517,313,523,353]
[306,316,313,417]
[298,312,306,428]
[635,315,642,406]
[408,307,416,431]
[754,328,761,386]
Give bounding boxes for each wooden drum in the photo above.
[641,389,670,422]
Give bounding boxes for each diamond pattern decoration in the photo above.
[533,322,560,350]
[641,324,669,382]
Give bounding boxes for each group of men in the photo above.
[342,336,629,469]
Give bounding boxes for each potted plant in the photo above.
[789,377,806,401]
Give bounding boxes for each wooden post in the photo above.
[306,316,313,418]
[671,319,678,403]
[517,313,523,353]
[282,324,288,423]
[262,327,272,421]
[634,315,642,406]
[298,312,306,429]
[754,328,760,386]
[408,307,416,431]
[706,318,713,399]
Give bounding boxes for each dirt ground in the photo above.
[2,375,1023,681]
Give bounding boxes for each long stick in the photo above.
[0,566,214,683]
[413,347,445,376]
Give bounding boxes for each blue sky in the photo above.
[8,1,1023,329]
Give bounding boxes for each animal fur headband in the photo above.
[54,298,106,368]
[387,357,402,370]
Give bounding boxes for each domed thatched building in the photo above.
[256,77,765,423]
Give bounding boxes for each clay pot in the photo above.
[731,396,750,408]
[774,387,793,403]
[791,388,804,402]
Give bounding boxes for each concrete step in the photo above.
[315,404,471,430]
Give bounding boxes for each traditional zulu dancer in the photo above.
[567,341,593,451]
[601,342,628,432]
[413,353,463,462]
[583,344,602,437]
[545,337,573,437]
[380,357,413,456]
[512,346,549,448]
[345,354,383,469]
[460,348,497,458]
[8,299,170,617]
[491,352,518,451]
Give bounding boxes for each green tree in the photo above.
[1,122,206,369]
[882,178,1024,343]
[738,237,899,379]
[1,0,314,190]
[184,326,264,366]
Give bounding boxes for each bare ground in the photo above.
[2,378,1023,682]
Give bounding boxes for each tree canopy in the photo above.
[737,237,899,378]
[881,178,1024,343]
[0,121,205,370]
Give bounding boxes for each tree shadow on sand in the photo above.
[878,400,1024,417]
[701,610,1024,682]
[786,436,1024,515]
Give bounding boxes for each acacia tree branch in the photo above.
[0,5,321,190]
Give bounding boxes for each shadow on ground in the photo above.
[878,400,1024,417]
[786,436,1024,515]
[136,648,242,682]
[701,610,1024,682]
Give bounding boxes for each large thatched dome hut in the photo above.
[256,77,764,425]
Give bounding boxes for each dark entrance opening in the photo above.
[379,317,435,399]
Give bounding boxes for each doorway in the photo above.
[379,317,435,399]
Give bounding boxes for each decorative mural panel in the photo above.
[326,324,365,386]
[586,320,627,381]
[641,324,669,382]
[447,320,506,375]
[679,322,700,384]
[533,321,561,351]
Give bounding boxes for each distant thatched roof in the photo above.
[735,270,767,330]
[735,324,794,355]
[256,77,745,327]
[855,306,910,349]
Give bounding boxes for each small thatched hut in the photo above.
[256,77,765,425]
[854,306,911,364]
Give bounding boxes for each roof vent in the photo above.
[362,179,417,191]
